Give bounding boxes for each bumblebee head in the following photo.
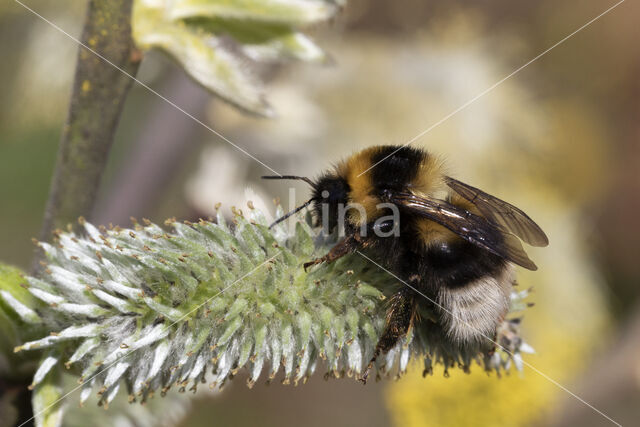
[311,174,350,231]
[261,173,349,230]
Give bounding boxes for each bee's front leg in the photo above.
[303,233,365,271]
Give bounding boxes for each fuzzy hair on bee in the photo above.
[262,145,548,382]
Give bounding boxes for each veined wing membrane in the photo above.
[445,177,549,247]
[391,192,538,270]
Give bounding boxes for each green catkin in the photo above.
[3,205,533,410]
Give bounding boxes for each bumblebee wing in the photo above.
[445,177,549,247]
[391,192,538,270]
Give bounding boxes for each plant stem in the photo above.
[36,0,141,266]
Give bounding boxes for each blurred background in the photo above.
[1,0,639,426]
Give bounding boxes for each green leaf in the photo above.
[133,1,273,115]
[170,0,337,25]
[132,0,339,114]
[32,365,64,427]
[185,17,327,62]
[0,264,37,319]
[0,263,43,362]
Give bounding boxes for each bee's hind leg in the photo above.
[360,286,417,384]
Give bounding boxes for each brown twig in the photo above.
[34,0,141,269]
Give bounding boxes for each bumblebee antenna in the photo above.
[261,175,316,188]
[269,198,317,228]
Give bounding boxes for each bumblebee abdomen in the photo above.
[437,266,514,344]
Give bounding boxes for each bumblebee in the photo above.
[263,145,548,381]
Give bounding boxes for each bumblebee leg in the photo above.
[303,234,360,271]
[361,287,417,384]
